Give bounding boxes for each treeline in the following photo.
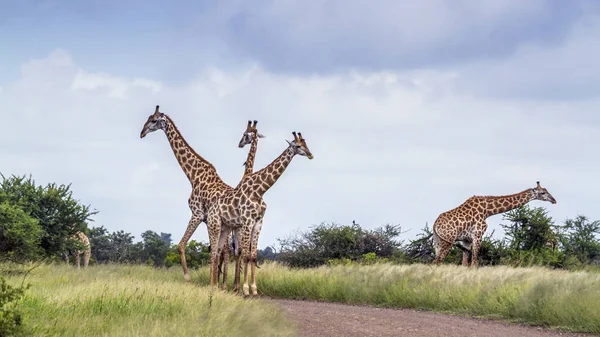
[87,227,211,268]
[1,172,599,271]
[275,206,600,270]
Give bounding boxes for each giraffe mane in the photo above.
[472,188,531,199]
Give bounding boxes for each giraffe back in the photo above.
[433,196,488,242]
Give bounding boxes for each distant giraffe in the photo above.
[64,230,91,269]
[433,182,557,267]
[210,131,313,296]
[546,229,558,252]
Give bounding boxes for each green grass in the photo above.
[3,264,296,337]
[196,261,600,334]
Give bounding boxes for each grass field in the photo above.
[194,261,600,334]
[6,262,600,336]
[3,264,296,337]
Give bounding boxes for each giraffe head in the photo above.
[238,120,265,148]
[287,131,314,159]
[530,181,557,204]
[140,105,168,138]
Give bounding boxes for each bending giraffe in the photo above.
[139,106,264,288]
[64,230,91,269]
[433,181,557,267]
[210,131,313,296]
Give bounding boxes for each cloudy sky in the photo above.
[1,0,599,248]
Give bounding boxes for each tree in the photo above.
[403,223,435,263]
[558,215,600,264]
[277,221,404,268]
[165,240,210,268]
[88,226,111,263]
[501,205,556,251]
[0,202,43,262]
[139,230,170,267]
[0,174,97,259]
[160,232,172,246]
[500,205,562,267]
[108,230,135,263]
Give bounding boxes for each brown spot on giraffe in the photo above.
[432,181,557,267]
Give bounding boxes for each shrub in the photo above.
[0,276,27,336]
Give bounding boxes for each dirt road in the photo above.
[273,299,595,337]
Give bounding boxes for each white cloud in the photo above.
[1,48,599,250]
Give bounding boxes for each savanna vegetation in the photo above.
[2,264,295,337]
[2,172,600,335]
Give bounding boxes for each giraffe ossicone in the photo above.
[432,181,557,267]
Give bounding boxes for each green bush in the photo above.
[0,202,43,263]
[0,276,27,336]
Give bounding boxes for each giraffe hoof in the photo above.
[242,285,250,296]
[251,285,258,296]
[183,274,191,283]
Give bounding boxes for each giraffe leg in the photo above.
[74,251,81,269]
[84,247,91,268]
[433,235,454,265]
[470,236,483,268]
[250,219,263,296]
[462,249,470,266]
[63,252,69,265]
[240,219,254,296]
[470,223,487,268]
[456,240,472,267]
[220,231,231,291]
[212,227,229,289]
[178,214,203,283]
[232,229,243,293]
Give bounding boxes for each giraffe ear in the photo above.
[257,133,266,138]
[286,140,293,146]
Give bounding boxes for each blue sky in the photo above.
[1,0,599,248]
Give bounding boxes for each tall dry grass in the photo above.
[4,264,296,337]
[196,262,600,334]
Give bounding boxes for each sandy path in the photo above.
[273,299,596,337]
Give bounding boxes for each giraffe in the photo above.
[140,105,236,287]
[209,131,313,296]
[216,120,265,289]
[64,230,91,269]
[546,229,559,252]
[432,181,557,267]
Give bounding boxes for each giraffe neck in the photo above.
[243,133,259,177]
[247,146,296,196]
[163,116,221,187]
[483,189,533,217]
